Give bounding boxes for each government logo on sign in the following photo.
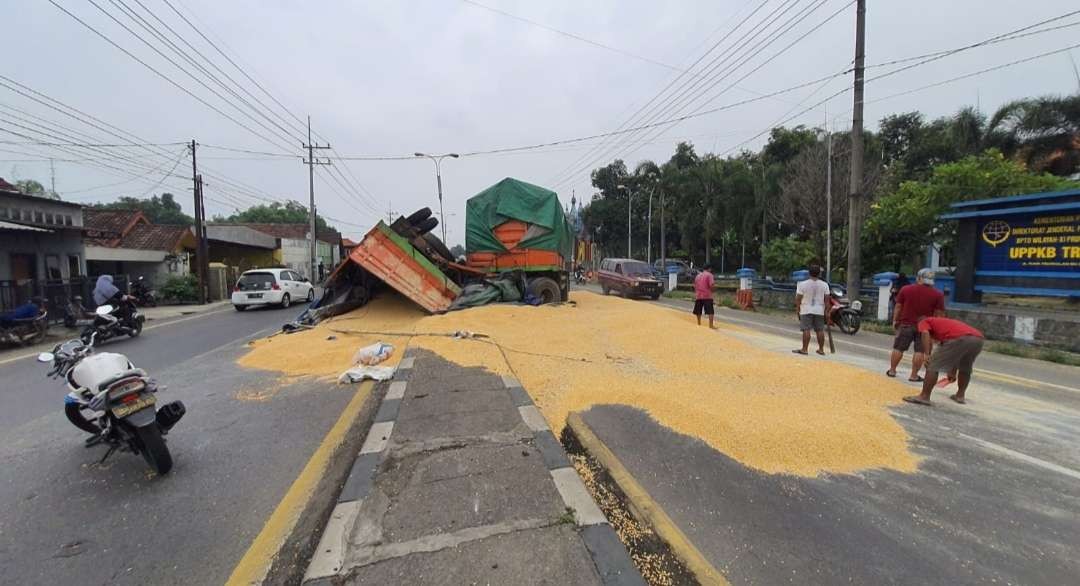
[981,220,1011,247]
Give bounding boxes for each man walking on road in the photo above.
[887,268,945,381]
[793,265,830,356]
[693,265,716,329]
[903,316,984,406]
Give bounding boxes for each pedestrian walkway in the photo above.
[303,348,643,585]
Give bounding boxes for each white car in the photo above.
[231,268,315,311]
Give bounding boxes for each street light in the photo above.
[617,184,630,257]
[415,152,459,244]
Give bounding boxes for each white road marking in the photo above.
[517,405,549,432]
[549,467,608,526]
[303,500,361,581]
[386,381,406,400]
[359,421,394,455]
[397,356,415,370]
[959,433,1080,481]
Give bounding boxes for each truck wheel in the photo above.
[423,233,454,262]
[405,207,432,226]
[413,216,438,235]
[601,285,610,295]
[528,277,561,305]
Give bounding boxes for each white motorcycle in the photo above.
[39,315,185,474]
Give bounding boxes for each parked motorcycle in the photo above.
[0,310,49,346]
[38,330,185,474]
[63,295,95,329]
[81,299,145,344]
[574,267,587,285]
[828,286,863,335]
[131,276,157,307]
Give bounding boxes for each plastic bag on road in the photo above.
[338,365,396,384]
[352,342,394,366]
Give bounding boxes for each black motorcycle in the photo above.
[39,333,185,474]
[131,276,157,307]
[81,299,145,344]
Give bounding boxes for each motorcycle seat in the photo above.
[96,368,148,392]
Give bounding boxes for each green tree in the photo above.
[864,150,1077,271]
[15,179,60,200]
[90,193,194,225]
[761,234,817,277]
[987,94,1080,176]
[214,200,330,231]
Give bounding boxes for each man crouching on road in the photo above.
[887,268,945,382]
[903,316,984,406]
[793,265,829,356]
[693,265,716,328]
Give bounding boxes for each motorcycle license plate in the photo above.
[112,394,156,417]
[247,293,263,299]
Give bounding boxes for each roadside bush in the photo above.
[160,274,198,303]
[762,235,817,277]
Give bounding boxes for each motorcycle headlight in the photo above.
[851,300,862,311]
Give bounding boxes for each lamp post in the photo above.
[643,172,657,265]
[617,184,630,257]
[415,152,459,244]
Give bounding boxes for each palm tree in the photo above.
[988,95,1080,176]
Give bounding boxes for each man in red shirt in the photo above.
[887,269,945,382]
[903,317,984,406]
[693,266,716,329]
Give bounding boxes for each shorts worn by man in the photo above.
[693,268,716,328]
[887,268,945,382]
[793,265,830,356]
[903,317,984,406]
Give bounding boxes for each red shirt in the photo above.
[917,317,983,342]
[895,284,945,325]
[694,271,715,300]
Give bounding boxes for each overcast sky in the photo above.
[4,0,1079,243]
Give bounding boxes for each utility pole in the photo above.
[760,160,767,277]
[190,139,207,305]
[387,201,396,224]
[303,116,331,281]
[846,0,867,301]
[647,185,653,266]
[49,158,56,195]
[825,106,833,284]
[659,188,666,272]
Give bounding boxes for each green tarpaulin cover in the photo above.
[465,177,572,256]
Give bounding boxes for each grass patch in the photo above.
[985,340,1080,366]
[661,290,695,300]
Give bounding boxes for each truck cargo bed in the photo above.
[347,222,461,313]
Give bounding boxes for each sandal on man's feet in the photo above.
[885,370,897,378]
[949,394,966,404]
[902,395,932,406]
[792,349,808,355]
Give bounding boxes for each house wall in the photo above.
[207,243,275,273]
[279,238,310,277]
[0,193,84,229]
[0,228,86,281]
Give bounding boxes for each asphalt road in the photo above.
[0,303,356,585]
[576,285,1080,584]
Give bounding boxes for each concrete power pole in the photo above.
[190,139,208,305]
[845,0,867,301]
[302,116,331,281]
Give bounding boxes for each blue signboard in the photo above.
[977,212,1080,272]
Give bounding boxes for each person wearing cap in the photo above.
[886,268,945,381]
[903,316,984,406]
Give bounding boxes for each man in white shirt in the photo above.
[793,265,830,356]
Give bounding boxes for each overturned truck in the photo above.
[301,178,571,323]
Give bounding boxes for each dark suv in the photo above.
[598,258,663,299]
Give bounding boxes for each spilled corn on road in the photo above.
[242,288,1080,585]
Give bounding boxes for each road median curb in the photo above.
[565,412,729,586]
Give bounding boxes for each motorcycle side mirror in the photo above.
[37,352,54,363]
[95,304,114,316]
[831,288,844,297]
